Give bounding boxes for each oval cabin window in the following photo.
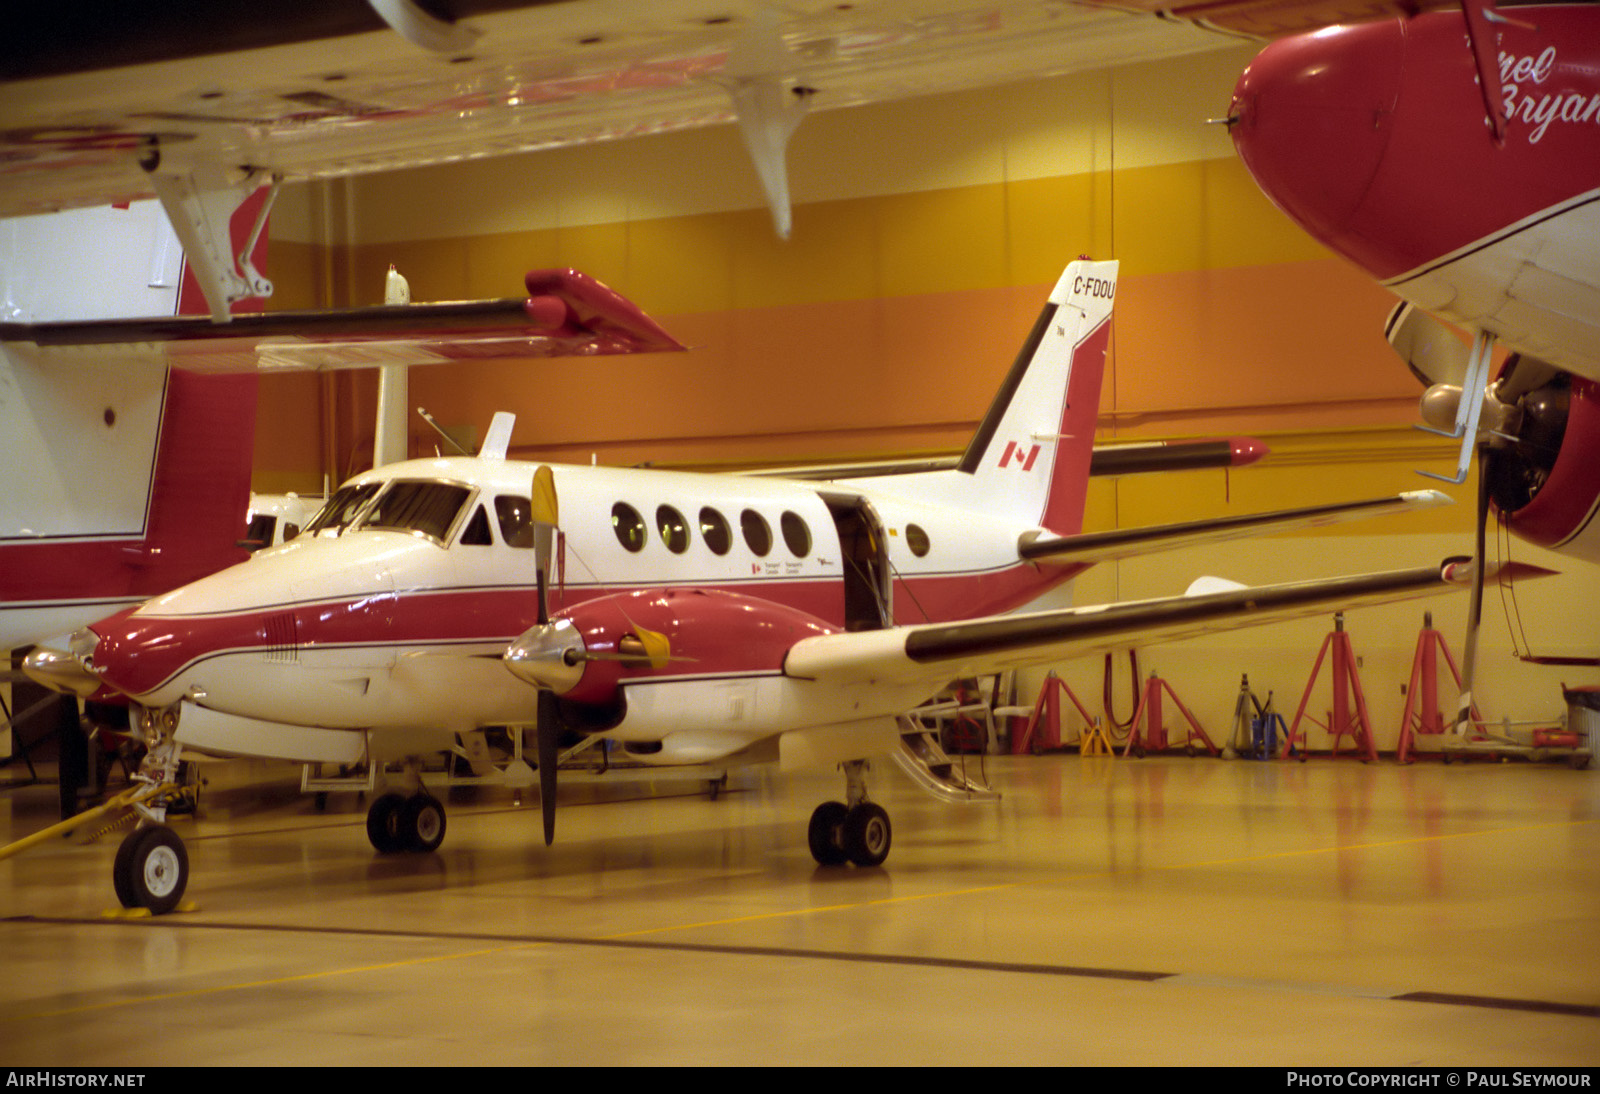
[700,507,732,556]
[612,502,647,553]
[905,523,930,558]
[780,511,811,557]
[741,509,772,556]
[657,505,690,554]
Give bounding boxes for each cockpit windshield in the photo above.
[303,483,381,536]
[356,480,472,544]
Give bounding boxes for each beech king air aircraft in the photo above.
[22,257,1523,914]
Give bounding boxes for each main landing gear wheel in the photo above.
[808,801,850,866]
[112,825,189,915]
[399,795,446,852]
[808,801,892,867]
[841,802,891,867]
[367,792,447,854]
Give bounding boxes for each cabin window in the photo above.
[905,523,930,558]
[243,514,276,551]
[359,481,471,544]
[304,483,380,535]
[282,523,301,543]
[612,502,647,552]
[780,510,811,557]
[459,505,493,546]
[699,507,732,556]
[495,495,533,548]
[740,509,772,557]
[657,505,690,554]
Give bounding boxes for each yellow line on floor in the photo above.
[601,817,1593,940]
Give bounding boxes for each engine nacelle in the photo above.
[505,587,839,706]
[1492,375,1600,563]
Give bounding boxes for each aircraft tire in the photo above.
[366,793,409,854]
[400,794,446,853]
[841,802,891,868]
[112,825,189,915]
[807,801,850,866]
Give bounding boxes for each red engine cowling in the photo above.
[1491,375,1600,563]
[553,588,839,707]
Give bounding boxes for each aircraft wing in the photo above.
[750,437,1269,482]
[1019,490,1450,566]
[0,4,1227,221]
[0,268,683,371]
[784,558,1550,688]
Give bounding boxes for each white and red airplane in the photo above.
[1228,0,1600,564]
[22,257,1511,913]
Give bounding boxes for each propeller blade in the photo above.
[1453,446,1491,734]
[1387,302,1469,388]
[633,626,672,670]
[537,689,561,845]
[532,465,558,626]
[531,465,559,528]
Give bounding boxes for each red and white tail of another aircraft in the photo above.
[23,256,1538,912]
[0,268,684,653]
[1228,1,1600,562]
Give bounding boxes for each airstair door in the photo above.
[820,493,892,631]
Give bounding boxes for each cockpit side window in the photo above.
[304,483,381,536]
[358,481,471,544]
[495,496,534,548]
[459,505,493,546]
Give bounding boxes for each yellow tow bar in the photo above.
[0,781,175,863]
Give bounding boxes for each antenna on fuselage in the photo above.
[415,408,472,456]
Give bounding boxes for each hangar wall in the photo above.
[261,45,1598,751]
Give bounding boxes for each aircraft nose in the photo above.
[1229,20,1405,250]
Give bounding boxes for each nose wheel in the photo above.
[112,825,189,915]
[366,791,447,854]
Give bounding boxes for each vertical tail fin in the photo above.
[957,259,1117,534]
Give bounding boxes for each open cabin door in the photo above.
[819,492,892,632]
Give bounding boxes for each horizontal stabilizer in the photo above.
[1,269,683,372]
[1018,490,1450,566]
[784,559,1554,689]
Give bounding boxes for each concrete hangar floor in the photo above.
[1,752,1597,1067]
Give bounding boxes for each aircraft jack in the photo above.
[1122,673,1217,757]
[1397,612,1483,764]
[1012,672,1101,755]
[1285,613,1378,763]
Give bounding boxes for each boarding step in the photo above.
[892,716,999,803]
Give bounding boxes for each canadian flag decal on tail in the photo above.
[997,441,1041,471]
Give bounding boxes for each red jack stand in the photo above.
[1397,611,1483,764]
[1121,673,1217,757]
[1285,613,1378,762]
[1014,672,1102,754]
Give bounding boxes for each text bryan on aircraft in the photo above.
[26,257,1517,914]
[1228,1,1600,564]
